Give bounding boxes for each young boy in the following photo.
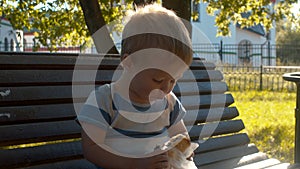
[78,3,193,169]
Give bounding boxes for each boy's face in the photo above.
[129,68,179,104]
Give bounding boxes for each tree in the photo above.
[1,0,298,52]
[203,0,298,36]
[276,19,300,65]
[0,0,128,52]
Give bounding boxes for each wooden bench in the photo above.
[0,52,289,169]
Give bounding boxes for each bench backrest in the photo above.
[0,52,260,169]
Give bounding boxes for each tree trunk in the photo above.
[162,0,192,37]
[79,0,119,55]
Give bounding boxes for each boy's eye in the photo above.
[153,78,163,83]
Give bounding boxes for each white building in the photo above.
[0,18,23,52]
[191,2,276,66]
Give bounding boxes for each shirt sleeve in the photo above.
[77,89,111,130]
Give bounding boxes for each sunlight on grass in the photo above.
[230,91,296,163]
[1,138,81,150]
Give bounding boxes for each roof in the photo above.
[236,12,266,36]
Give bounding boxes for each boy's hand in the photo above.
[136,152,170,169]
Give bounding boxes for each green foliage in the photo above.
[203,0,298,37]
[1,0,131,51]
[276,19,300,65]
[231,91,296,162]
[1,0,298,49]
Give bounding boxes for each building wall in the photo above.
[191,2,276,66]
[0,19,23,52]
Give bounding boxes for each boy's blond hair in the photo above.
[121,3,193,66]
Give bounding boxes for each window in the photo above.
[238,40,253,65]
[4,38,8,51]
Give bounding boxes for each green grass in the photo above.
[230,90,296,163]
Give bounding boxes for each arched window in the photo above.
[238,40,252,65]
[4,38,8,51]
[10,39,14,51]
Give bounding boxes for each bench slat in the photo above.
[0,86,232,108]
[0,103,80,125]
[0,69,221,87]
[198,152,268,169]
[173,81,228,95]
[184,106,239,125]
[0,105,237,127]
[181,70,223,82]
[0,120,81,146]
[187,119,245,139]
[0,141,84,169]
[180,93,234,109]
[236,152,269,167]
[22,159,97,169]
[0,82,228,104]
[195,133,250,153]
[0,70,117,86]
[0,52,119,65]
[194,143,259,167]
[263,163,290,169]
[0,53,214,70]
[0,119,243,147]
[234,158,281,169]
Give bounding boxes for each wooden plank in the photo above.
[0,85,93,102]
[0,120,81,146]
[0,103,81,125]
[22,159,97,169]
[0,52,210,69]
[180,70,223,82]
[0,69,220,86]
[0,70,119,86]
[0,82,228,103]
[0,52,119,65]
[187,120,245,140]
[195,133,250,153]
[198,152,268,169]
[0,141,84,169]
[184,107,239,125]
[236,152,269,166]
[173,81,228,95]
[180,93,234,109]
[234,158,281,169]
[263,163,290,169]
[194,143,259,167]
[190,61,216,70]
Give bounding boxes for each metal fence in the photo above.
[193,42,300,67]
[1,42,299,66]
[193,42,278,67]
[217,65,300,91]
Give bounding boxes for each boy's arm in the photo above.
[81,123,170,169]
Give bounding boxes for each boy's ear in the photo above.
[120,53,128,61]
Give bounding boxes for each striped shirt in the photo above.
[78,84,186,157]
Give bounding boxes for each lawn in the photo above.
[230,90,296,163]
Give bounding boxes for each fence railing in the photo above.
[218,65,300,91]
[1,42,299,66]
